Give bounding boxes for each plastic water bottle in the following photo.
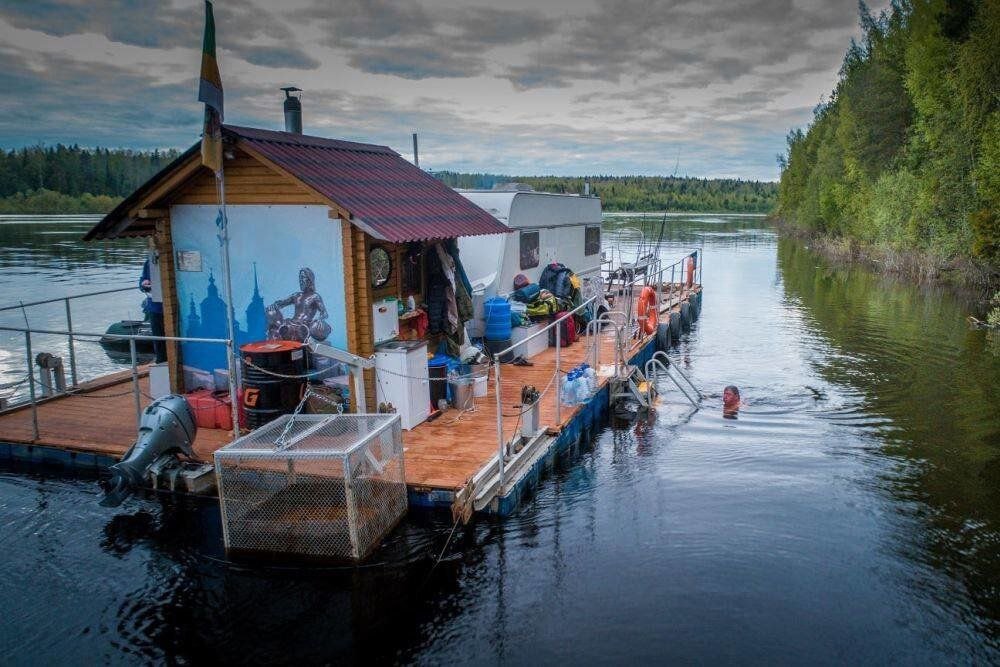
[562,370,578,405]
[584,366,597,397]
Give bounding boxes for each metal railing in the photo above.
[490,294,598,487]
[645,351,702,408]
[483,248,705,492]
[0,324,237,441]
[0,285,135,387]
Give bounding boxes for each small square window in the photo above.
[585,226,601,256]
[520,231,539,269]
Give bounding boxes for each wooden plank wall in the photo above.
[167,149,324,206]
[154,218,184,392]
[350,227,377,410]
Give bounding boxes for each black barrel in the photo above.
[241,340,308,429]
[428,357,449,410]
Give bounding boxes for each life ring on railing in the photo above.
[637,286,657,336]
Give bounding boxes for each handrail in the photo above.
[3,326,239,441]
[0,284,140,387]
[646,351,702,408]
[0,285,135,312]
[494,294,599,488]
[491,295,598,359]
[0,324,228,344]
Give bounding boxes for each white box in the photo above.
[149,362,171,398]
[374,340,430,430]
[509,323,549,359]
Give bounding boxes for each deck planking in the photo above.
[0,285,699,496]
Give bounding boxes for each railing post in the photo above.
[129,338,141,429]
[226,340,240,438]
[554,317,562,427]
[64,297,78,387]
[495,362,505,488]
[24,331,39,441]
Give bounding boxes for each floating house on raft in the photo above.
[84,121,509,409]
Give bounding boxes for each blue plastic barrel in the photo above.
[484,297,512,341]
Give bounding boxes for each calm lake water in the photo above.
[2,213,1000,663]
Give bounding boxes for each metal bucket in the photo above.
[449,377,476,410]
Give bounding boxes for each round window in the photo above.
[369,246,392,289]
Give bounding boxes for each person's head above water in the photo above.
[723,385,741,412]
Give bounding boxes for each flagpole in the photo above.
[214,167,240,437]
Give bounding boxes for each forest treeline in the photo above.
[0,145,180,213]
[0,142,777,214]
[433,172,777,212]
[777,0,1000,266]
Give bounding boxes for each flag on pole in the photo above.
[199,0,224,173]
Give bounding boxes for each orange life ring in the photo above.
[637,286,657,335]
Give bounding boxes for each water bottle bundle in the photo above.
[560,363,597,406]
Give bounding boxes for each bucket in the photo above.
[241,340,307,429]
[473,374,488,398]
[449,377,476,410]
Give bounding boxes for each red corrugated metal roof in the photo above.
[224,125,509,243]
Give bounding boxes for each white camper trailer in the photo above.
[458,188,604,338]
[458,189,603,292]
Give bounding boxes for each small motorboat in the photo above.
[100,318,155,356]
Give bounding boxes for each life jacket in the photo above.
[539,263,576,300]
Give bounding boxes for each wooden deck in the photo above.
[0,285,699,499]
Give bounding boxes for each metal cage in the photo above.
[214,413,406,560]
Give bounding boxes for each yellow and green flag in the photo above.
[199,0,224,173]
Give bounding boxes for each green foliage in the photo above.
[0,189,122,214]
[433,171,777,213]
[988,291,1000,327]
[777,0,1000,263]
[0,144,180,214]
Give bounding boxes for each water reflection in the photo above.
[2,214,1000,662]
[0,216,147,393]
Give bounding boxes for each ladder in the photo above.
[644,351,702,408]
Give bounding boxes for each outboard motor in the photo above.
[101,394,197,507]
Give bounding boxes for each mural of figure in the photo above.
[266,267,331,342]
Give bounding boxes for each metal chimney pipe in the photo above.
[412,132,419,167]
[281,87,302,134]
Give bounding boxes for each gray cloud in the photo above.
[296,1,557,79]
[0,0,867,180]
[498,0,859,89]
[0,0,320,70]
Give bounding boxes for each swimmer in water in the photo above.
[723,385,743,418]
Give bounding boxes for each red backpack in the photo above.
[549,311,577,347]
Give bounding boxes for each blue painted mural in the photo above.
[171,205,347,377]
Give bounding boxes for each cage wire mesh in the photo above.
[214,413,406,560]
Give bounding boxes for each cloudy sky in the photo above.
[0,0,872,180]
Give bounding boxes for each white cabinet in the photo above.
[374,340,430,430]
[372,299,399,345]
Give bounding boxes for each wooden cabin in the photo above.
[85,125,509,411]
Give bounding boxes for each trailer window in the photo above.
[520,231,539,269]
[585,226,601,256]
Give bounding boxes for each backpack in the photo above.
[539,263,576,300]
[525,294,559,319]
[549,310,577,347]
[511,283,541,303]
